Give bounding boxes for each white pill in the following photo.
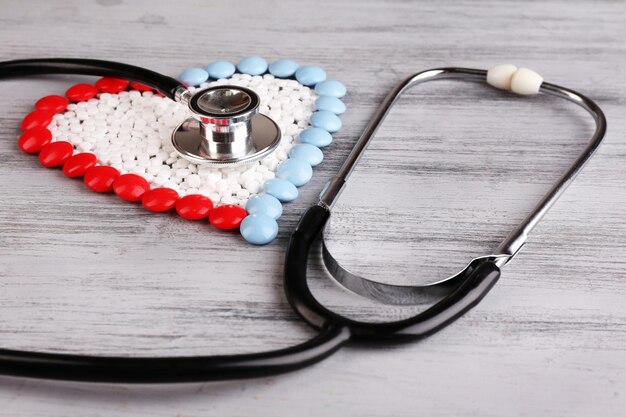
[186,174,201,188]
[236,189,250,199]
[510,68,543,95]
[147,165,161,175]
[123,161,137,170]
[216,180,229,193]
[175,168,191,178]
[162,181,179,191]
[207,172,222,183]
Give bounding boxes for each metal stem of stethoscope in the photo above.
[316,68,607,306]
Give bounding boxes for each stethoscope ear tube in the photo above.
[283,205,502,343]
[0,58,184,100]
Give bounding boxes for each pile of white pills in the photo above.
[47,73,317,208]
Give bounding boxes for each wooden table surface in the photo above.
[0,0,624,415]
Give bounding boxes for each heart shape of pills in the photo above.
[16,57,347,245]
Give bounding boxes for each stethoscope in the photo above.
[0,59,606,383]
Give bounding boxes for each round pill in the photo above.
[288,143,324,166]
[18,127,52,153]
[95,77,129,94]
[178,68,209,86]
[276,158,313,187]
[113,174,150,202]
[236,56,268,76]
[246,193,283,220]
[209,204,247,229]
[176,194,214,220]
[62,153,97,177]
[129,82,153,92]
[21,110,53,131]
[268,59,299,78]
[35,95,69,114]
[38,141,73,168]
[142,188,179,212]
[66,83,98,102]
[240,214,279,245]
[84,166,120,192]
[314,80,347,98]
[206,60,236,79]
[315,96,346,115]
[295,66,327,86]
[310,111,342,133]
[263,178,299,202]
[299,127,332,147]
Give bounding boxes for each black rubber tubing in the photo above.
[0,58,183,99]
[284,205,502,342]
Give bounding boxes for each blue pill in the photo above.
[295,66,327,86]
[263,178,299,202]
[315,96,346,115]
[310,111,342,133]
[276,158,313,187]
[178,68,209,86]
[288,143,324,166]
[314,80,347,98]
[206,60,235,79]
[245,193,283,220]
[269,59,299,78]
[240,214,279,245]
[299,127,332,147]
[236,56,268,76]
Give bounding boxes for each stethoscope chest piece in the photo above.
[172,85,281,166]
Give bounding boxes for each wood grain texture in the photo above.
[0,0,625,415]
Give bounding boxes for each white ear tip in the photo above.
[510,68,543,95]
[487,64,518,90]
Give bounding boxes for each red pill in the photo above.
[38,141,74,168]
[95,77,129,94]
[18,127,52,153]
[84,166,120,192]
[129,81,153,92]
[35,95,69,114]
[142,187,179,212]
[112,174,150,202]
[209,204,247,230]
[21,110,53,131]
[66,83,98,102]
[176,194,214,220]
[62,153,97,178]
